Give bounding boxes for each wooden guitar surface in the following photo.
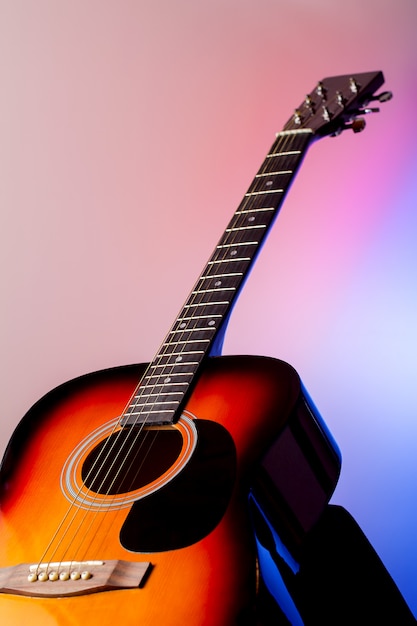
[0,356,300,625]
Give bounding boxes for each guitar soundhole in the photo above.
[81,428,183,495]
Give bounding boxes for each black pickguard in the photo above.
[119,419,236,553]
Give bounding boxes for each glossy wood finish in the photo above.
[0,355,300,625]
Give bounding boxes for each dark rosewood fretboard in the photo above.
[121,128,314,426]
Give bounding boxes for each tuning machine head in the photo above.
[370,90,393,103]
[346,118,367,133]
[348,90,393,128]
[285,72,391,137]
[331,117,367,136]
[359,90,393,115]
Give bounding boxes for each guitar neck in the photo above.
[121,128,314,426]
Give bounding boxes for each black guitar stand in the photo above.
[251,485,416,625]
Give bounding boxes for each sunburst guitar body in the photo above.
[0,357,310,625]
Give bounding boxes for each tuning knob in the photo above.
[322,106,331,122]
[369,90,393,103]
[305,94,315,110]
[293,109,303,124]
[316,81,327,99]
[336,91,346,107]
[359,91,393,112]
[349,77,359,94]
[345,118,366,133]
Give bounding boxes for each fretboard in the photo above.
[121,128,314,426]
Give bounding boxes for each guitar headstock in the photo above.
[284,71,392,137]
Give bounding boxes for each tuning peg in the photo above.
[336,91,346,107]
[360,106,380,115]
[362,91,393,108]
[358,90,392,115]
[349,77,359,94]
[345,118,366,133]
[316,81,327,99]
[372,91,393,103]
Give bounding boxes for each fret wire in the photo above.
[191,287,236,294]
[162,328,211,338]
[225,226,266,233]
[151,363,202,371]
[140,372,188,382]
[183,300,230,307]
[152,346,205,352]
[146,372,194,379]
[200,271,243,278]
[156,348,206,355]
[122,404,176,417]
[141,380,189,385]
[132,409,173,415]
[186,299,232,308]
[155,351,204,357]
[168,333,215,340]
[235,207,275,214]
[129,400,180,409]
[133,391,183,398]
[266,150,301,158]
[176,314,223,320]
[216,241,258,248]
[208,257,251,264]
[154,359,205,365]
[244,189,284,196]
[255,170,293,177]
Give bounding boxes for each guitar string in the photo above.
[111,130,303,434]
[34,130,312,573]
[37,421,166,573]
[35,130,302,571]
[32,75,347,569]
[33,229,233,570]
[55,192,258,561]
[35,262,223,571]
[33,130,300,572]
[32,384,157,574]
[55,162,266,563]
[52,430,162,568]
[77,129,307,508]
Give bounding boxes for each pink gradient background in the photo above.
[1,0,417,615]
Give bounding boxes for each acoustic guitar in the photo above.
[0,72,391,625]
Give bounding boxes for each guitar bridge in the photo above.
[0,559,152,598]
